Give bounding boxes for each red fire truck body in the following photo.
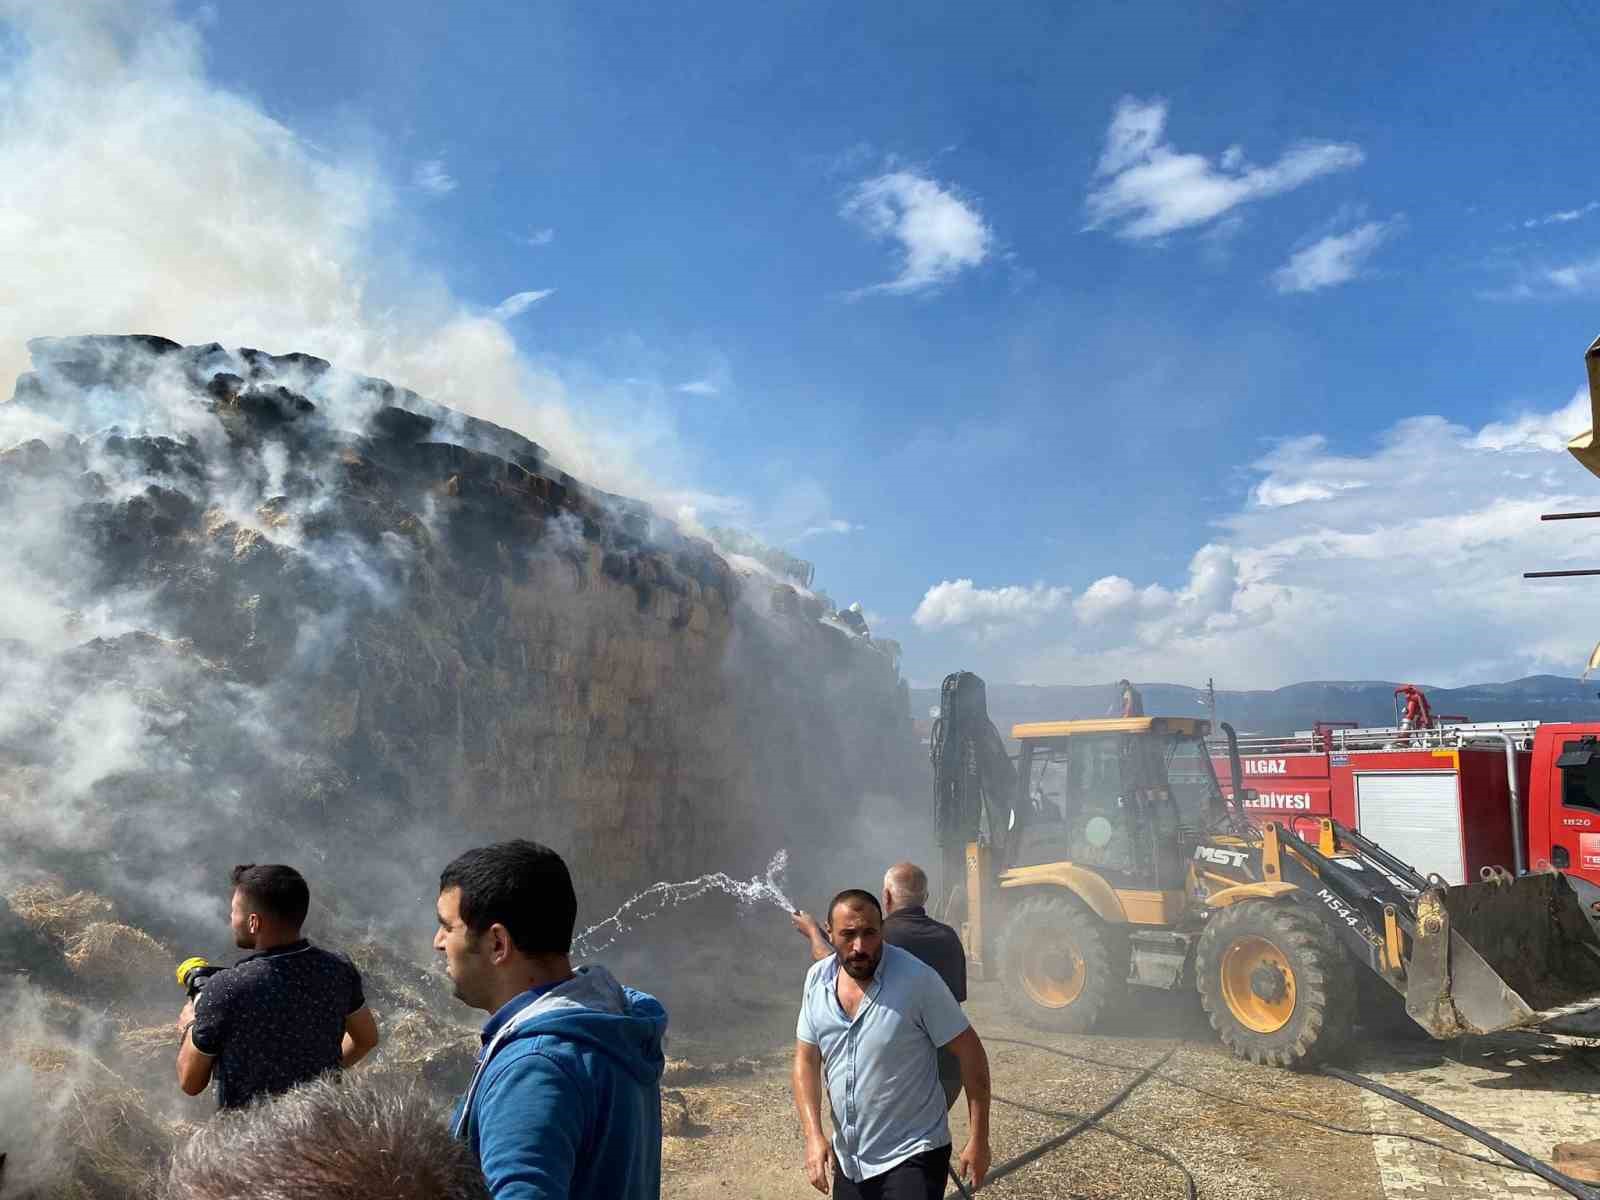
[1210,720,1600,889]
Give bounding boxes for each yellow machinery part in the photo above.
[965,841,993,975]
[1000,861,1127,924]
[1382,904,1404,973]
[1011,716,1210,740]
[1261,823,1283,881]
[1205,881,1298,908]
[1017,938,1087,1008]
[1111,888,1187,925]
[1219,935,1298,1033]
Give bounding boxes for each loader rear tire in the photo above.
[1197,900,1354,1069]
[998,893,1125,1034]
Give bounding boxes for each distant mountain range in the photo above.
[907,675,1600,738]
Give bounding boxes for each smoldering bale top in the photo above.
[10,334,736,617]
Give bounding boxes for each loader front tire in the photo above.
[1197,900,1354,1069]
[998,892,1124,1034]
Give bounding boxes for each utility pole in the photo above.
[1205,677,1217,727]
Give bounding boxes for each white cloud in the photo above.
[912,579,1073,634]
[675,379,720,397]
[523,227,556,246]
[493,289,555,319]
[842,170,993,295]
[1487,253,1600,300]
[945,387,1600,688]
[1075,575,1172,625]
[797,519,863,539]
[1085,96,1364,240]
[1272,218,1401,294]
[1524,201,1599,229]
[412,158,457,195]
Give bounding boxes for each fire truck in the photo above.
[1208,686,1600,890]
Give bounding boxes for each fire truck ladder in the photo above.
[1220,720,1541,756]
[1259,817,1600,1038]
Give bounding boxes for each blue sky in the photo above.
[8,1,1600,688]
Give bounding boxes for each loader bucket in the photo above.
[1404,871,1600,1037]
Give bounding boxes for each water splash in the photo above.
[573,849,794,958]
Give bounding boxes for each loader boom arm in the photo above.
[1257,818,1600,1037]
[930,671,1018,912]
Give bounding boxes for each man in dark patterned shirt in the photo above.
[176,864,379,1108]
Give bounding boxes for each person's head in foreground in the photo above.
[828,888,884,981]
[166,1075,490,1200]
[434,838,577,1012]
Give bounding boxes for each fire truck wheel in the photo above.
[998,892,1125,1034]
[1197,900,1354,1069]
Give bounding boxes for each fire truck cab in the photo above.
[1530,727,1600,880]
[1211,720,1600,889]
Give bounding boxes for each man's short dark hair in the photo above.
[439,840,576,955]
[167,1076,489,1200]
[827,888,883,925]
[230,864,310,927]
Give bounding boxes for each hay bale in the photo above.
[114,1024,179,1072]
[64,922,170,996]
[7,1042,178,1200]
[51,1083,174,1198]
[365,1007,478,1097]
[662,1089,711,1138]
[0,892,72,982]
[6,883,115,941]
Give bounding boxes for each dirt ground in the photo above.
[658,978,1600,1200]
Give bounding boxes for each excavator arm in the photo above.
[930,671,1018,908]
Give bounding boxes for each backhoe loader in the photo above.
[930,671,1600,1067]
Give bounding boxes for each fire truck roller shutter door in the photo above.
[1355,772,1466,885]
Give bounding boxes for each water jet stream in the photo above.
[572,850,795,958]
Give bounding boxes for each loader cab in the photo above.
[1010,717,1221,891]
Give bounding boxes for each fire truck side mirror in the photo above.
[1556,739,1600,800]
[1556,740,1596,770]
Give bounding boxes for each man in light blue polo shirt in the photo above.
[792,888,991,1199]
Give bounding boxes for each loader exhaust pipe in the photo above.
[1221,722,1246,814]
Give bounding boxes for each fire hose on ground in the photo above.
[940,1036,1598,1198]
[1320,1065,1600,1200]
[941,1047,1185,1200]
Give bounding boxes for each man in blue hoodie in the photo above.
[435,840,668,1200]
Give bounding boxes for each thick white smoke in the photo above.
[0,0,689,511]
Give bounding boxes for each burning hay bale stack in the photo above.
[0,333,926,1194]
[0,334,921,920]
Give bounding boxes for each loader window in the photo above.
[1165,735,1226,832]
[1559,740,1600,812]
[1025,748,1069,821]
[1066,734,1125,811]
[1062,733,1134,873]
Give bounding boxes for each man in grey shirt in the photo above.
[792,889,991,1199]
